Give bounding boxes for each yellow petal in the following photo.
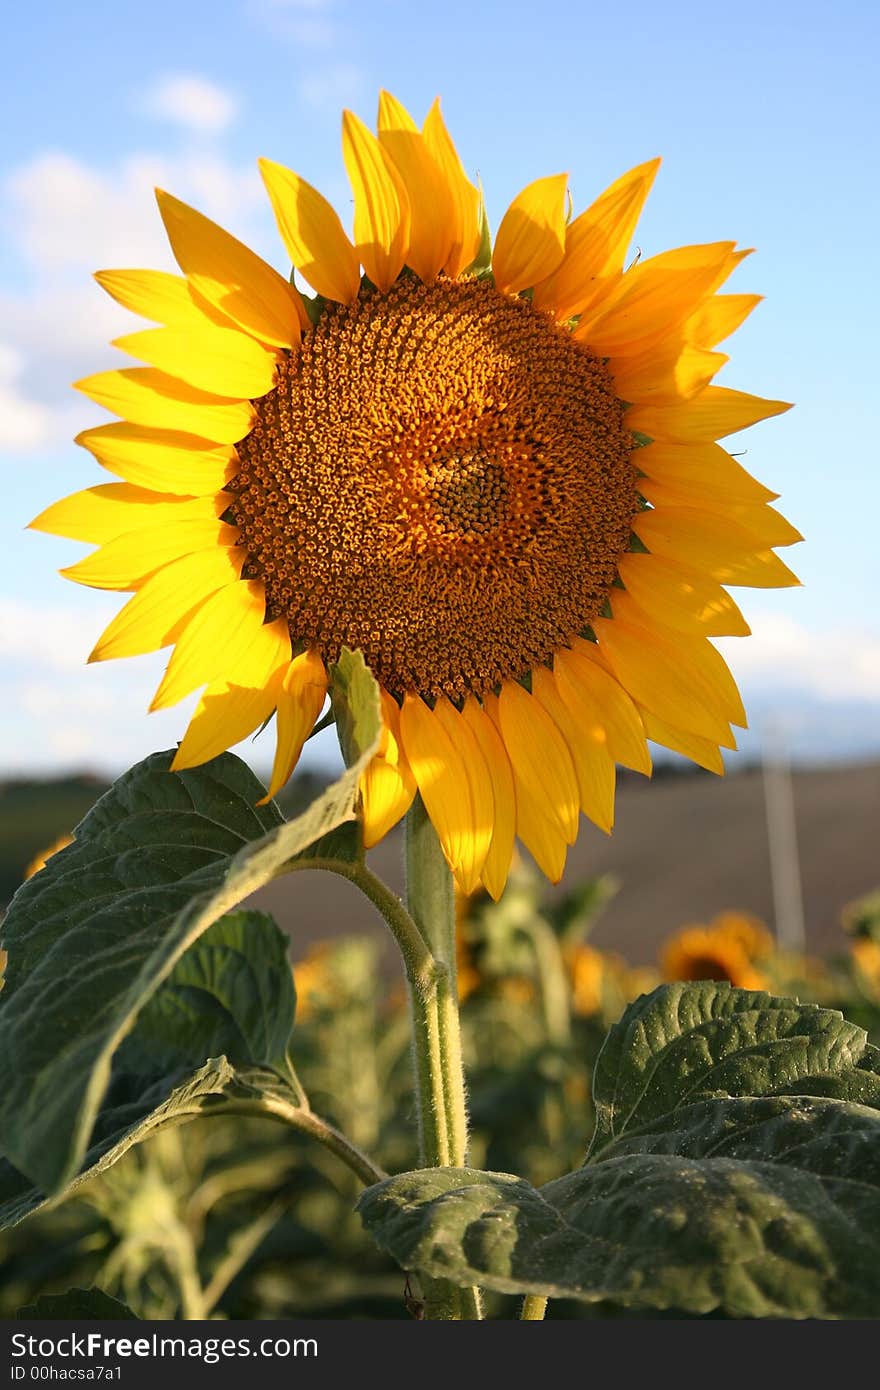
[61,519,240,590]
[422,97,482,277]
[611,343,727,404]
[261,648,329,803]
[617,551,750,637]
[494,680,579,842]
[30,485,225,544]
[398,692,477,880]
[360,691,417,848]
[685,293,762,348]
[639,483,801,549]
[377,90,454,283]
[172,616,291,770]
[156,189,305,348]
[461,696,516,901]
[432,695,494,894]
[151,578,268,710]
[724,503,803,548]
[533,157,660,320]
[112,325,279,398]
[94,268,233,330]
[492,173,568,295]
[595,606,739,745]
[636,441,778,505]
[554,644,652,775]
[639,709,726,775]
[485,691,568,884]
[75,368,255,443]
[610,590,746,727]
[89,546,246,662]
[258,157,361,304]
[531,666,615,833]
[627,386,792,442]
[342,109,410,293]
[360,757,417,848]
[576,243,743,357]
[76,424,236,496]
[632,506,801,588]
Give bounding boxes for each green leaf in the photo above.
[0,684,380,1196]
[117,910,296,1077]
[359,1095,880,1316]
[0,1058,235,1232]
[330,646,382,770]
[589,981,872,1156]
[359,984,880,1317]
[16,1288,139,1319]
[463,200,492,279]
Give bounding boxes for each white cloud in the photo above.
[0,593,236,775]
[1,146,273,456]
[718,612,880,703]
[5,150,263,272]
[0,344,54,452]
[140,73,238,135]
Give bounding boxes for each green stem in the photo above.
[520,1295,548,1320]
[405,797,468,1168]
[526,918,572,1049]
[404,796,482,1322]
[288,857,436,993]
[287,856,450,1169]
[283,1052,311,1111]
[227,1094,386,1188]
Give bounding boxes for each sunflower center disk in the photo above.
[229,277,637,702]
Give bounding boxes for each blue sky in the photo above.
[2,0,878,775]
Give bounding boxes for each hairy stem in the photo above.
[227,1094,387,1189]
[520,1295,548,1320]
[404,796,482,1322]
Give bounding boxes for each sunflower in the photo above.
[709,909,774,961]
[32,91,800,899]
[661,919,768,990]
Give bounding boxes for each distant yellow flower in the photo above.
[708,910,774,961]
[35,91,799,898]
[661,921,767,989]
[292,943,335,1021]
[24,833,74,881]
[851,938,880,997]
[568,944,607,1016]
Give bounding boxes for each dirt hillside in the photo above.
[249,761,880,968]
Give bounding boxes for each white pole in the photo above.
[761,716,806,953]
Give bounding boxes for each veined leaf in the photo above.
[0,658,380,1196]
[359,1092,880,1317]
[0,1059,235,1231]
[118,910,296,1077]
[359,983,880,1318]
[589,980,873,1156]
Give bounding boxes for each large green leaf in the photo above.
[359,1093,880,1316]
[118,910,296,1077]
[359,983,880,1317]
[0,1059,236,1231]
[589,981,873,1156]
[0,653,380,1196]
